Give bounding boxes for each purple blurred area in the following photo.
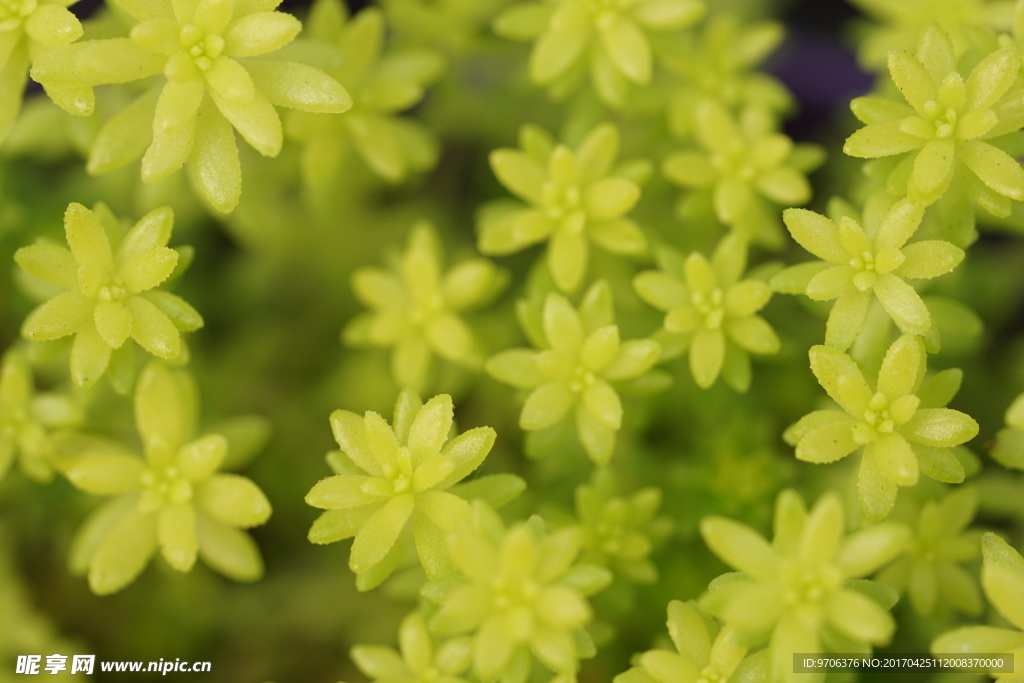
[772,1,875,138]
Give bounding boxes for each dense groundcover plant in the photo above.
[10,0,1024,682]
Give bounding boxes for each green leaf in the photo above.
[843,121,924,158]
[826,588,894,643]
[529,6,586,84]
[305,474,388,509]
[435,426,496,491]
[782,209,846,262]
[796,420,859,464]
[634,270,688,310]
[143,118,195,183]
[449,474,525,508]
[69,324,112,389]
[809,345,870,415]
[548,231,588,292]
[589,218,647,255]
[351,644,406,678]
[487,349,545,389]
[416,490,471,531]
[583,380,622,429]
[700,516,777,580]
[88,88,159,174]
[960,139,1024,201]
[726,316,779,355]
[223,12,301,57]
[770,262,831,294]
[933,625,1024,660]
[157,502,197,572]
[65,203,113,292]
[65,452,145,494]
[308,507,376,545]
[824,291,870,350]
[689,328,724,389]
[915,445,966,483]
[22,291,91,341]
[850,96,915,124]
[127,295,181,358]
[858,450,898,521]
[575,402,614,465]
[873,432,918,486]
[873,273,930,335]
[196,514,263,581]
[121,247,178,294]
[576,123,618,180]
[838,524,909,578]
[197,474,271,528]
[983,564,1024,630]
[189,100,241,213]
[581,326,619,371]
[69,497,136,576]
[521,381,574,431]
[493,4,550,40]
[888,50,937,113]
[663,151,715,188]
[982,532,1024,575]
[474,618,516,680]
[543,293,584,351]
[909,138,955,203]
[686,253,719,294]
[604,340,660,380]
[491,149,545,204]
[901,408,979,447]
[408,394,453,462]
[896,241,964,279]
[756,166,810,204]
[598,16,651,83]
[965,45,1020,111]
[877,334,922,399]
[89,510,157,594]
[349,493,414,574]
[443,259,506,311]
[210,85,281,157]
[585,178,639,220]
[246,59,352,113]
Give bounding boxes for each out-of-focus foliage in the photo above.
[700,490,908,682]
[487,280,662,465]
[479,123,649,293]
[635,234,779,391]
[62,362,272,594]
[343,221,507,393]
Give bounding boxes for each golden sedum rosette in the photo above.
[62,362,272,594]
[16,203,202,390]
[30,0,353,212]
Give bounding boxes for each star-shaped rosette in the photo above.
[486,281,662,465]
[774,199,963,350]
[494,0,705,105]
[635,234,779,391]
[844,24,1024,213]
[16,203,202,390]
[700,490,908,682]
[785,335,979,520]
[305,391,516,590]
[479,123,649,293]
[63,362,272,594]
[31,0,353,212]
